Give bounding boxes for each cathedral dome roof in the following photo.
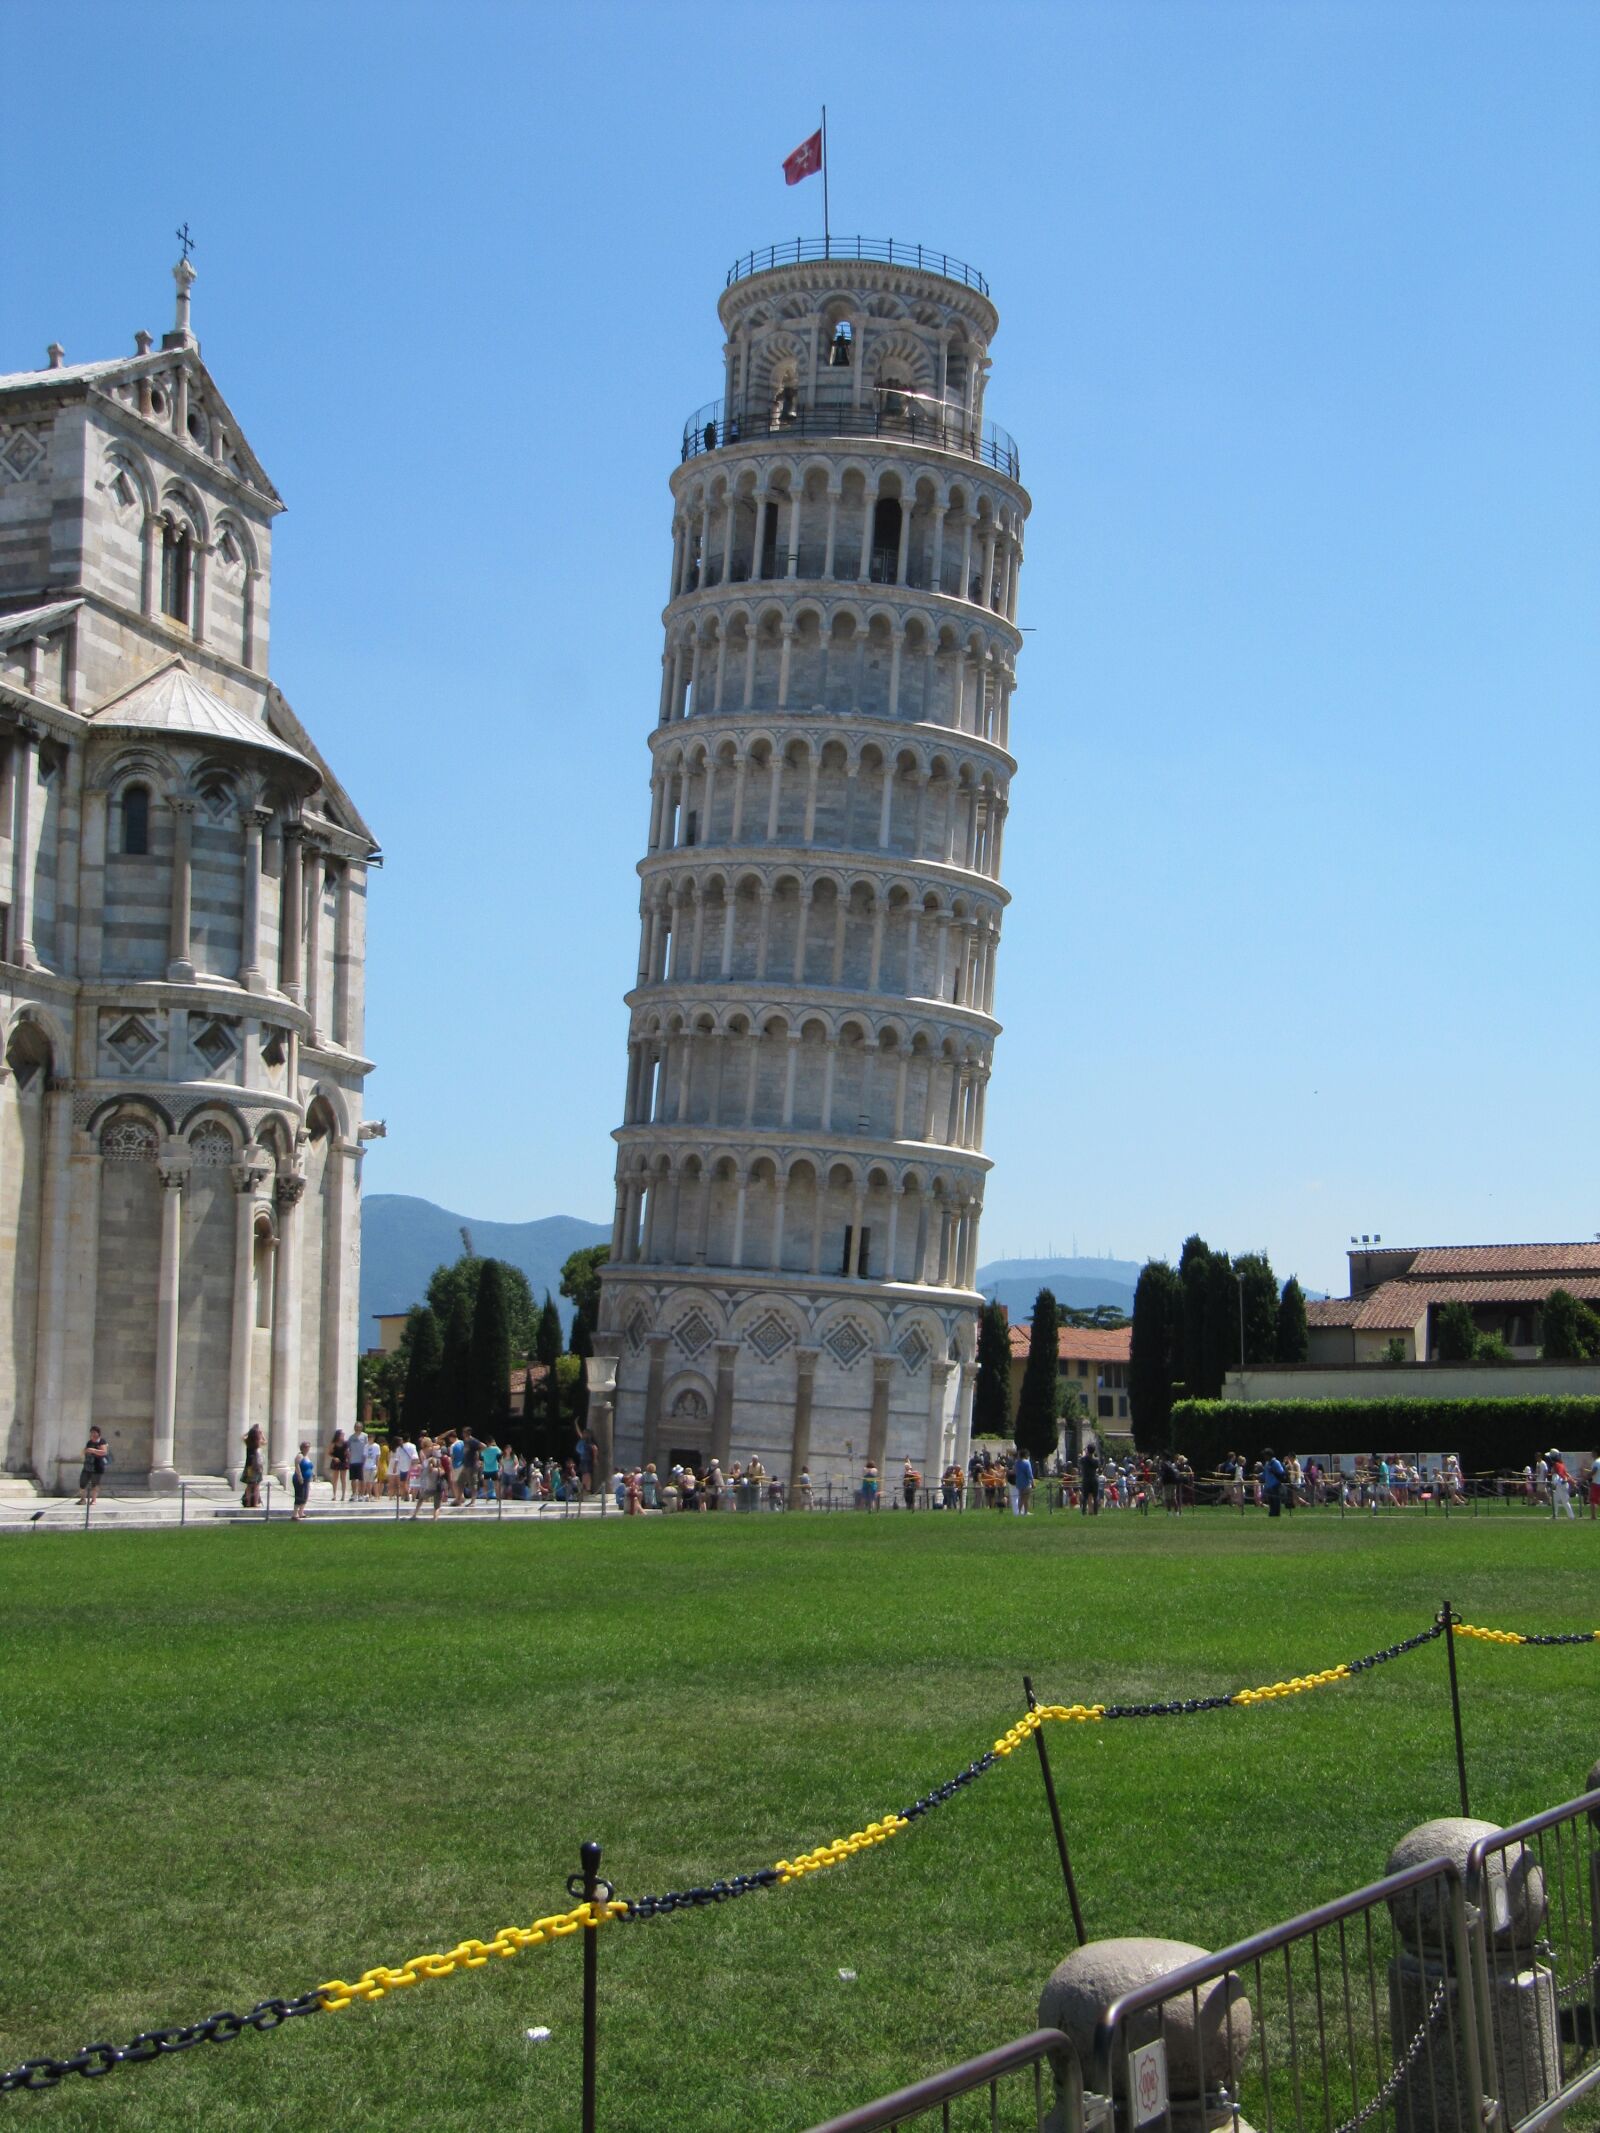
[90,658,316,777]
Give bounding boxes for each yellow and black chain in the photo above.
[9,1615,1593,2095]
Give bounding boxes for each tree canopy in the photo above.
[1275,1276,1311,1365]
[1542,1288,1600,1362]
[560,1246,609,1330]
[426,1253,538,1360]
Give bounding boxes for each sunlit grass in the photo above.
[1,1508,1594,2129]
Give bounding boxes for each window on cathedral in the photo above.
[122,784,151,856]
[841,1225,871,1278]
[160,520,194,624]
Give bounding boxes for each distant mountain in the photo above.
[973,1255,1142,1323]
[360,1196,610,1338]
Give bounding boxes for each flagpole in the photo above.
[821,105,830,252]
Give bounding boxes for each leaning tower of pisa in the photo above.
[593,238,1028,1493]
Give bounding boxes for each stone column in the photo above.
[867,1355,894,1473]
[304,847,325,1039]
[730,1170,749,1267]
[332,863,353,1046]
[822,490,840,578]
[884,1181,901,1280]
[268,1168,305,1480]
[585,1349,618,1480]
[641,1334,670,1466]
[228,1155,269,1463]
[150,1148,191,1489]
[279,825,304,1001]
[712,1341,738,1467]
[770,1175,788,1270]
[10,722,39,968]
[28,1083,76,1488]
[954,1361,979,1473]
[165,798,196,982]
[240,806,270,989]
[788,1346,818,1487]
[926,1358,954,1485]
[1386,1818,1554,2133]
[1037,1938,1252,2133]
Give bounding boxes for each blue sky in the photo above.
[8,0,1597,1296]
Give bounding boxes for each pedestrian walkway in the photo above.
[0,1478,621,1536]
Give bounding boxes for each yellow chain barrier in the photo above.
[1230,1664,1352,1705]
[317,1897,629,2009]
[775,1815,909,1885]
[993,1704,1106,1754]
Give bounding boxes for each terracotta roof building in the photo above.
[1005,1320,1132,1429]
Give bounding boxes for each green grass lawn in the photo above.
[2,1508,1596,2129]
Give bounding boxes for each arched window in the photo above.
[122,784,150,856]
[160,519,194,624]
[871,497,903,584]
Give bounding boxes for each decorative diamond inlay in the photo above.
[896,1325,932,1375]
[0,427,47,483]
[673,1308,715,1360]
[107,1016,158,1070]
[193,1020,237,1072]
[746,1310,795,1363]
[625,1305,653,1355]
[823,1318,872,1371]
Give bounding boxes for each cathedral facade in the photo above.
[593,240,1028,1486]
[0,258,378,1492]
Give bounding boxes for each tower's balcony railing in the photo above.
[681,392,1020,482]
[726,237,989,297]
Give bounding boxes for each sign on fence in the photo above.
[1129,2039,1168,2127]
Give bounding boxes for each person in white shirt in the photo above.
[392,1439,416,1498]
[347,1428,369,1500]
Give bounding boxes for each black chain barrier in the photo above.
[0,1990,326,2094]
[617,1750,1001,1921]
[9,1611,1591,2098]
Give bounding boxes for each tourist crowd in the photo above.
[215,1422,1598,1521]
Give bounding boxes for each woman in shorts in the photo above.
[76,1427,110,1506]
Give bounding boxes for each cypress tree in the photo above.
[569,1305,593,1429]
[1235,1252,1278,1367]
[401,1305,443,1440]
[972,1300,1014,1442]
[519,1366,540,1458]
[536,1292,564,1457]
[1178,1235,1213,1397]
[1203,1252,1241,1396]
[1275,1276,1311,1365]
[1129,1260,1181,1450]
[468,1258,513,1439]
[439,1287,473,1432]
[1014,1287,1060,1464]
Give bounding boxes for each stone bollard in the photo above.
[1386,1817,1558,2133]
[1038,1938,1254,2133]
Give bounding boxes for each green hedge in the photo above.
[1169,1397,1600,1477]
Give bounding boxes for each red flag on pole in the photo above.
[783,128,823,185]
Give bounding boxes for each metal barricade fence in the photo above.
[807,2027,1083,2132]
[1466,1786,1600,2133]
[1089,1855,1487,2133]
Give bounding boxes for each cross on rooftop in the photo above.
[175,222,195,264]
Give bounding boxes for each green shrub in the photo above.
[1170,1396,1600,1477]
